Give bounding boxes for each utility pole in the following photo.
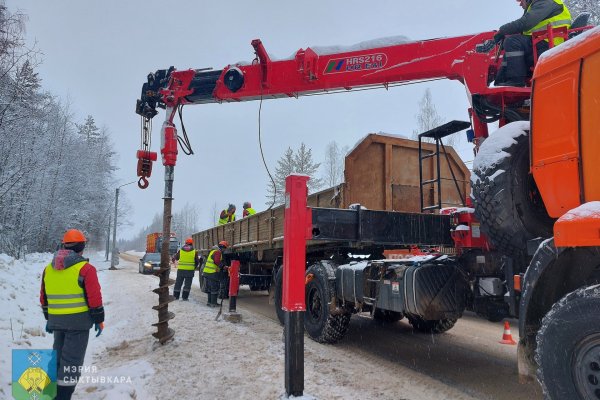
[110,181,136,270]
[105,215,111,261]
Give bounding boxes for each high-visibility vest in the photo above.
[44,261,89,315]
[245,207,256,216]
[524,0,571,45]
[178,249,196,271]
[218,210,235,225]
[204,249,220,274]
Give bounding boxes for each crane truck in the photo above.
[135,17,599,399]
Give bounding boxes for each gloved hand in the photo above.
[493,32,505,44]
[94,322,104,337]
[45,322,53,334]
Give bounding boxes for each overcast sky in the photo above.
[7,1,517,240]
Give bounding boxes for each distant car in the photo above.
[139,252,161,274]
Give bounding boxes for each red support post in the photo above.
[282,174,311,398]
[228,260,240,313]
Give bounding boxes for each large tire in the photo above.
[407,315,457,334]
[535,285,600,400]
[304,261,351,343]
[471,122,554,257]
[373,309,404,323]
[274,266,285,325]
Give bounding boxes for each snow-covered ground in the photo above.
[1,251,479,400]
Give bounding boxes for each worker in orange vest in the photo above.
[40,229,105,400]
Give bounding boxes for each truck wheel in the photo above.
[373,309,403,323]
[274,266,285,325]
[304,262,350,344]
[536,285,600,400]
[471,122,554,257]
[407,315,457,334]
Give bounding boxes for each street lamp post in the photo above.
[110,181,137,270]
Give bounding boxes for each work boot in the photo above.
[182,291,189,301]
[173,291,180,300]
[56,385,75,400]
[210,293,219,307]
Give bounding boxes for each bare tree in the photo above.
[323,141,345,188]
[411,88,456,145]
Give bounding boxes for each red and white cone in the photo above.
[499,320,517,345]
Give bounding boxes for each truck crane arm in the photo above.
[137,31,528,120]
[134,31,533,188]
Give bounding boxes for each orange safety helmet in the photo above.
[218,240,229,248]
[62,229,87,244]
[185,237,193,245]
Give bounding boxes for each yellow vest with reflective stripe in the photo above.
[204,249,220,274]
[524,0,571,45]
[245,207,256,216]
[218,211,235,225]
[44,261,89,315]
[178,249,196,271]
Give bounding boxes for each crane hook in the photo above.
[138,176,149,189]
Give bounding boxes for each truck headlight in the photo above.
[144,262,152,267]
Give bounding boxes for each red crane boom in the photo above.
[135,31,531,188]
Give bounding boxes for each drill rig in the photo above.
[135,30,522,345]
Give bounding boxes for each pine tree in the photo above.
[266,147,295,205]
[266,143,323,205]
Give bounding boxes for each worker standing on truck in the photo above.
[493,0,571,87]
[40,229,105,400]
[202,240,229,307]
[218,204,236,225]
[172,237,201,301]
[242,201,256,217]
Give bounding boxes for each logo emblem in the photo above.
[323,53,388,74]
[12,350,57,400]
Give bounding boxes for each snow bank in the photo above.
[557,201,600,222]
[473,121,529,173]
[0,252,57,399]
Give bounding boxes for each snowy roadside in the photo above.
[1,252,479,400]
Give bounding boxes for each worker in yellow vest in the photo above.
[39,229,104,400]
[172,237,201,300]
[243,201,256,217]
[218,204,236,225]
[202,241,229,307]
[493,0,571,86]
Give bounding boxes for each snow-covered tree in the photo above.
[565,0,599,26]
[0,4,118,257]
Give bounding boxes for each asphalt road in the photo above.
[235,287,543,400]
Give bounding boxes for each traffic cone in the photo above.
[499,320,517,345]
